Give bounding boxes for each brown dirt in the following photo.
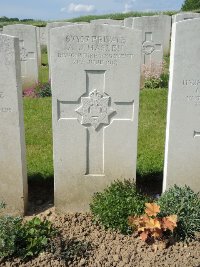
[1,180,200,267]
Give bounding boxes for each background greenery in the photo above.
[181,0,200,11]
[0,10,178,28]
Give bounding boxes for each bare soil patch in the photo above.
[1,180,199,267]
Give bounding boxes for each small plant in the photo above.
[142,62,169,89]
[90,180,150,234]
[0,203,56,260]
[0,215,22,258]
[23,86,38,98]
[157,185,200,240]
[36,82,51,97]
[128,203,177,243]
[23,82,51,98]
[16,217,56,258]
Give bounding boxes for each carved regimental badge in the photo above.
[142,40,155,55]
[76,89,115,130]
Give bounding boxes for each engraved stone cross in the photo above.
[57,70,134,176]
[142,32,162,64]
[194,130,200,138]
[19,40,35,77]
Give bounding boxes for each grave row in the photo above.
[3,12,200,90]
[1,15,200,215]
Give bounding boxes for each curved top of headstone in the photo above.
[124,15,171,29]
[90,19,123,26]
[172,12,200,24]
[46,21,73,28]
[3,24,36,30]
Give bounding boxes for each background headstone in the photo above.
[90,19,123,25]
[124,17,137,28]
[163,18,200,193]
[51,24,142,212]
[36,27,41,67]
[0,34,27,215]
[3,24,38,89]
[39,26,47,49]
[75,22,89,24]
[172,12,200,23]
[125,15,171,57]
[46,22,73,76]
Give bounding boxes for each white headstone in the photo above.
[163,18,200,193]
[0,34,27,215]
[46,22,73,75]
[172,12,200,23]
[91,19,123,26]
[3,24,38,89]
[36,27,41,67]
[124,17,136,28]
[75,22,89,24]
[39,27,47,48]
[125,15,171,57]
[51,24,142,212]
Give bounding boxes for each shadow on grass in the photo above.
[27,174,54,216]
[136,172,163,197]
[27,172,163,215]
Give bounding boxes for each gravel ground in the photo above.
[1,208,200,267]
[1,180,199,267]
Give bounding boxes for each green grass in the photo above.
[41,52,48,66]
[23,88,168,181]
[39,50,49,84]
[39,66,49,84]
[23,98,53,180]
[137,89,168,176]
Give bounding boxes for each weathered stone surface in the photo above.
[163,18,200,193]
[39,26,47,48]
[50,24,142,212]
[124,17,135,28]
[172,12,200,23]
[46,22,73,75]
[3,24,38,89]
[36,27,41,67]
[0,34,27,215]
[125,15,171,57]
[91,19,123,25]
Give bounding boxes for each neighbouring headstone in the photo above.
[46,22,73,75]
[36,27,41,67]
[124,15,171,57]
[91,19,123,26]
[51,24,142,212]
[39,27,47,49]
[163,18,200,193]
[172,12,200,23]
[3,24,38,89]
[0,34,27,215]
[75,22,89,24]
